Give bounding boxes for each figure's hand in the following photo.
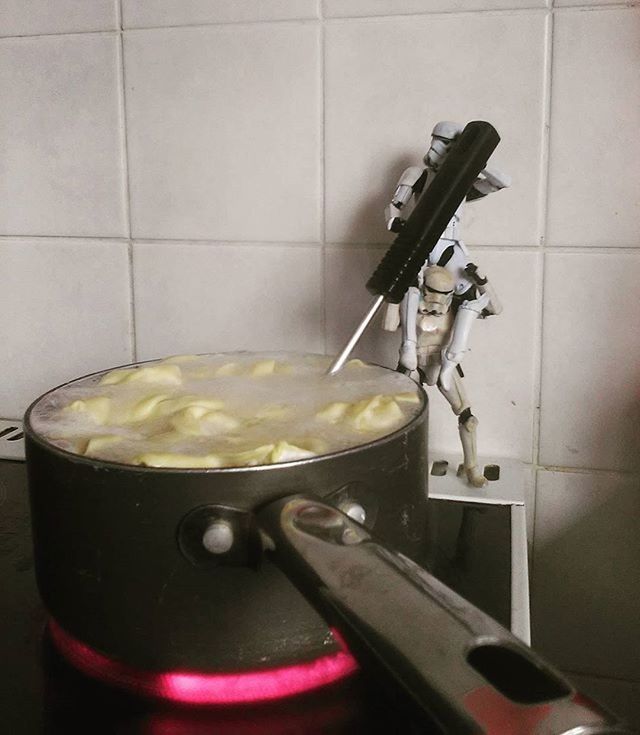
[478,166,512,191]
[388,216,405,233]
[399,340,418,371]
[464,262,487,286]
[385,204,406,232]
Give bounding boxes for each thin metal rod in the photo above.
[326,295,386,376]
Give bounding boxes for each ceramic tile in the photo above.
[0,239,132,418]
[123,0,319,28]
[324,0,546,18]
[0,1,117,37]
[568,674,640,730]
[531,469,640,681]
[124,25,321,242]
[547,8,640,246]
[0,34,127,237]
[133,242,324,359]
[325,247,539,462]
[324,13,547,246]
[539,252,640,472]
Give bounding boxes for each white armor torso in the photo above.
[416,306,453,357]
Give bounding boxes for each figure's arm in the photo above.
[466,166,511,201]
[385,166,425,232]
[438,265,501,390]
[464,263,502,316]
[438,293,490,390]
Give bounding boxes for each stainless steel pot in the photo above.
[25,371,429,674]
[23,362,630,733]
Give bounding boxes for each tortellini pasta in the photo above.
[32,353,421,469]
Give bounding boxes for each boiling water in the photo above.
[29,353,422,468]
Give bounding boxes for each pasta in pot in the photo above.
[29,353,422,469]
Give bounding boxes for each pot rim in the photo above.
[24,353,427,475]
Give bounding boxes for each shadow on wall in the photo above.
[340,154,416,245]
[530,474,640,726]
[558,379,640,476]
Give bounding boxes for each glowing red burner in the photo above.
[48,619,359,705]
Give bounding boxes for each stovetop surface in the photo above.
[0,459,511,734]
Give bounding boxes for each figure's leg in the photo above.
[438,372,487,488]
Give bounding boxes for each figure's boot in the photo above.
[458,408,487,488]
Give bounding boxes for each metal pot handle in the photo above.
[256,495,631,735]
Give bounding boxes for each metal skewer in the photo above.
[326,295,385,375]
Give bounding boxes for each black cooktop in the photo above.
[0,459,511,734]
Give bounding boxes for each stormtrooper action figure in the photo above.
[383,121,509,486]
[391,265,501,487]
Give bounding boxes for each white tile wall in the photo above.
[122,0,319,28]
[0,239,132,417]
[539,252,640,472]
[324,12,547,246]
[0,34,127,237]
[532,469,640,682]
[133,241,324,359]
[0,1,118,37]
[123,24,321,241]
[547,8,640,247]
[1,2,638,726]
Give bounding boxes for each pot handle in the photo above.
[256,495,631,735]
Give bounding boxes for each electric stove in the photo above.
[0,457,512,734]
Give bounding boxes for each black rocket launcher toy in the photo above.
[327,120,500,375]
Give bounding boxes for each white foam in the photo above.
[29,352,422,467]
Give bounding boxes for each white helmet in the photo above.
[422,265,455,315]
[424,121,463,170]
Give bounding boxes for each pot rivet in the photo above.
[202,520,234,555]
[339,501,366,525]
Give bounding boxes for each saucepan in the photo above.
[23,358,628,734]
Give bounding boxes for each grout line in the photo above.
[1,4,637,43]
[1,234,638,252]
[0,235,130,243]
[319,0,328,356]
[0,19,319,41]
[127,243,138,362]
[131,239,324,248]
[0,235,640,255]
[118,0,137,363]
[122,18,320,33]
[116,24,132,241]
[535,463,640,476]
[0,234,323,247]
[0,28,119,41]
[323,6,550,22]
[324,242,549,251]
[530,466,540,606]
[528,9,555,581]
[553,2,640,12]
[537,10,554,250]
